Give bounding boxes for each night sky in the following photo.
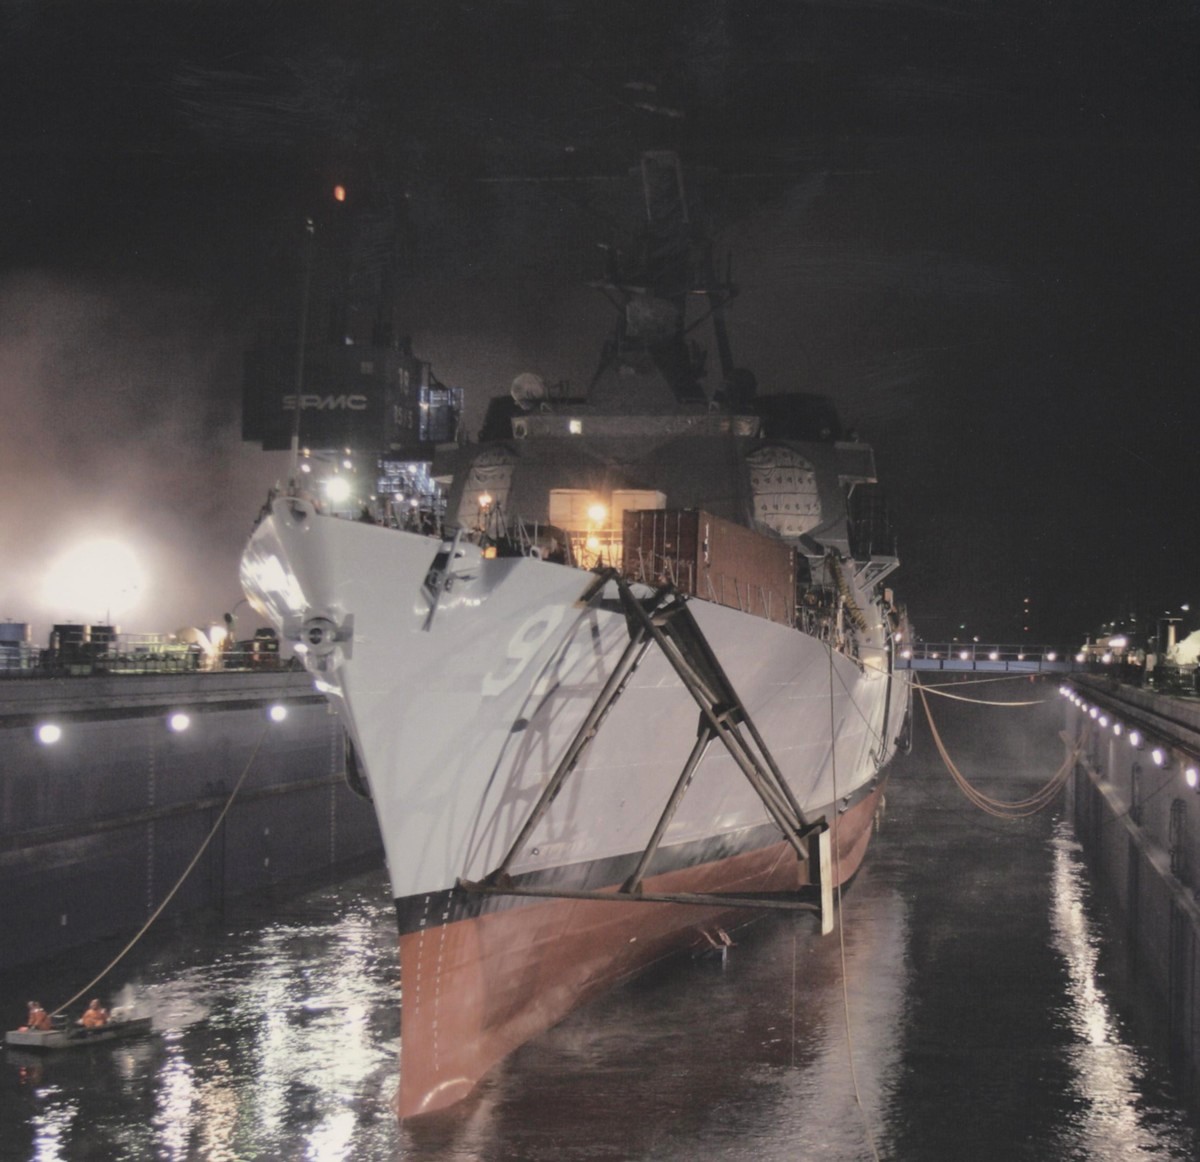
[1,0,1196,646]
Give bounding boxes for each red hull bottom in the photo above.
[395,783,886,1118]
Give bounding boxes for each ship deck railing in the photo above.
[0,648,303,679]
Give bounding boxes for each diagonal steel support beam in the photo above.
[486,595,659,883]
[621,722,715,895]
[615,578,814,861]
[473,574,832,934]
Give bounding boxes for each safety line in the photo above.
[51,721,271,1018]
[828,642,881,1162]
[824,648,893,751]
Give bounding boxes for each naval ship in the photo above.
[240,153,911,1116]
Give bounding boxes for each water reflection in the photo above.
[4,765,1200,1158]
[29,1085,75,1162]
[1048,824,1194,1158]
[2,884,402,1160]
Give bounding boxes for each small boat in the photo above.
[5,1016,153,1051]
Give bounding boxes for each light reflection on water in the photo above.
[1047,824,1194,1159]
[4,757,1200,1159]
[4,886,404,1160]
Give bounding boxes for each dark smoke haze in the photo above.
[1,1,1197,645]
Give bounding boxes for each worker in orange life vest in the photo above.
[24,1001,51,1031]
[79,999,109,1029]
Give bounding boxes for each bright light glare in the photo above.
[268,704,288,723]
[1047,651,1057,661]
[43,538,145,619]
[1152,748,1165,767]
[168,712,190,733]
[324,477,352,504]
[587,503,607,524]
[37,723,62,745]
[1129,730,1142,748]
[1186,767,1198,789]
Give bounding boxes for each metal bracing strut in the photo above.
[486,603,655,883]
[464,575,833,922]
[621,723,715,895]
[616,579,815,860]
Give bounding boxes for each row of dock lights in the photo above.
[1060,686,1200,789]
[907,649,1057,661]
[35,704,290,745]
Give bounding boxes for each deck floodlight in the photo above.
[1186,767,1199,790]
[36,723,62,745]
[268,704,288,723]
[1129,729,1142,748]
[168,712,191,733]
[325,477,352,504]
[1152,747,1166,767]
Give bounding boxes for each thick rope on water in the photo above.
[50,722,270,1018]
[914,677,1077,819]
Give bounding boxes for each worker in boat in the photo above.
[79,998,109,1029]
[24,1001,51,1031]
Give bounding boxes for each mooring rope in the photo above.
[914,676,1077,819]
[50,721,270,1018]
[827,642,882,1162]
[918,683,1048,707]
[918,673,1052,690]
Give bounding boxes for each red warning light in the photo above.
[333,185,346,203]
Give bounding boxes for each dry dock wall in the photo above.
[0,671,383,969]
[1064,676,1200,1070]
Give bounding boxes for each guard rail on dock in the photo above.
[897,643,1079,673]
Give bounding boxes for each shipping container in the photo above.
[622,509,795,626]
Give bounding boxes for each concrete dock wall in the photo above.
[0,671,383,969]
[1064,676,1200,1071]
